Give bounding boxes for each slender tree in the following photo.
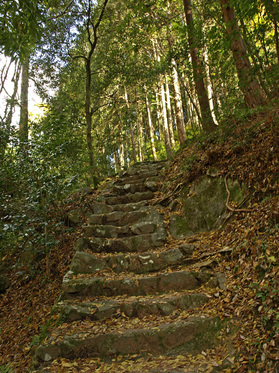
[19,55,30,144]
[171,59,187,145]
[124,86,137,163]
[220,0,267,108]
[183,0,217,133]
[70,0,109,187]
[144,86,157,161]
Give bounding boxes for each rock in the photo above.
[78,187,94,195]
[35,316,222,362]
[144,180,157,192]
[169,199,180,211]
[170,175,247,239]
[160,248,184,264]
[70,251,107,274]
[178,244,195,257]
[0,274,10,293]
[67,209,83,225]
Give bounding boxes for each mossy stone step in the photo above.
[75,231,166,253]
[57,292,209,323]
[69,247,194,275]
[87,209,149,226]
[60,270,213,299]
[92,200,150,215]
[35,316,222,364]
[83,220,162,239]
[112,181,158,195]
[114,176,158,188]
[105,191,154,206]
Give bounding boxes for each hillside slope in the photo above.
[0,106,278,372]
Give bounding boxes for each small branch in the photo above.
[224,175,253,213]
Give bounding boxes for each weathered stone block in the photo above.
[170,175,247,239]
[70,251,107,275]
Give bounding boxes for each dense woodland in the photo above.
[0,0,279,371]
[1,0,279,252]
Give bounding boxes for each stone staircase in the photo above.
[35,162,226,371]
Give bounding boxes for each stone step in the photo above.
[83,219,163,239]
[60,270,214,300]
[112,180,158,195]
[92,200,150,215]
[35,315,222,364]
[57,292,209,323]
[75,230,166,253]
[120,161,167,177]
[114,175,158,187]
[69,246,195,275]
[37,350,233,372]
[87,209,150,227]
[105,191,154,206]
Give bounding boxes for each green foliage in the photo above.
[30,316,56,347]
[0,364,13,373]
[0,0,47,60]
[0,133,79,267]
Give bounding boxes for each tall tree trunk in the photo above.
[144,87,157,161]
[19,55,29,144]
[160,81,173,159]
[85,56,97,187]
[135,91,144,162]
[155,90,164,141]
[183,0,217,133]
[220,0,267,108]
[113,152,120,173]
[165,77,176,148]
[124,86,137,163]
[203,46,218,125]
[273,11,279,64]
[0,62,21,158]
[171,59,187,145]
[153,39,173,157]
[76,0,109,187]
[115,106,125,169]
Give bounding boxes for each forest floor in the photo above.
[0,105,279,372]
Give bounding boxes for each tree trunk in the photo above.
[273,11,279,64]
[135,91,144,162]
[203,46,218,125]
[85,58,97,187]
[171,59,187,145]
[165,77,176,148]
[144,87,157,161]
[220,0,267,108]
[160,81,173,159]
[0,62,21,157]
[124,86,137,163]
[183,0,217,133]
[115,106,125,169]
[19,55,29,144]
[155,90,164,141]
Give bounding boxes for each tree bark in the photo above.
[82,0,109,187]
[124,86,137,163]
[165,77,176,148]
[19,55,29,144]
[135,91,144,162]
[160,81,173,159]
[144,87,157,161]
[115,105,125,169]
[0,62,21,157]
[183,0,216,133]
[220,0,267,108]
[171,59,187,145]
